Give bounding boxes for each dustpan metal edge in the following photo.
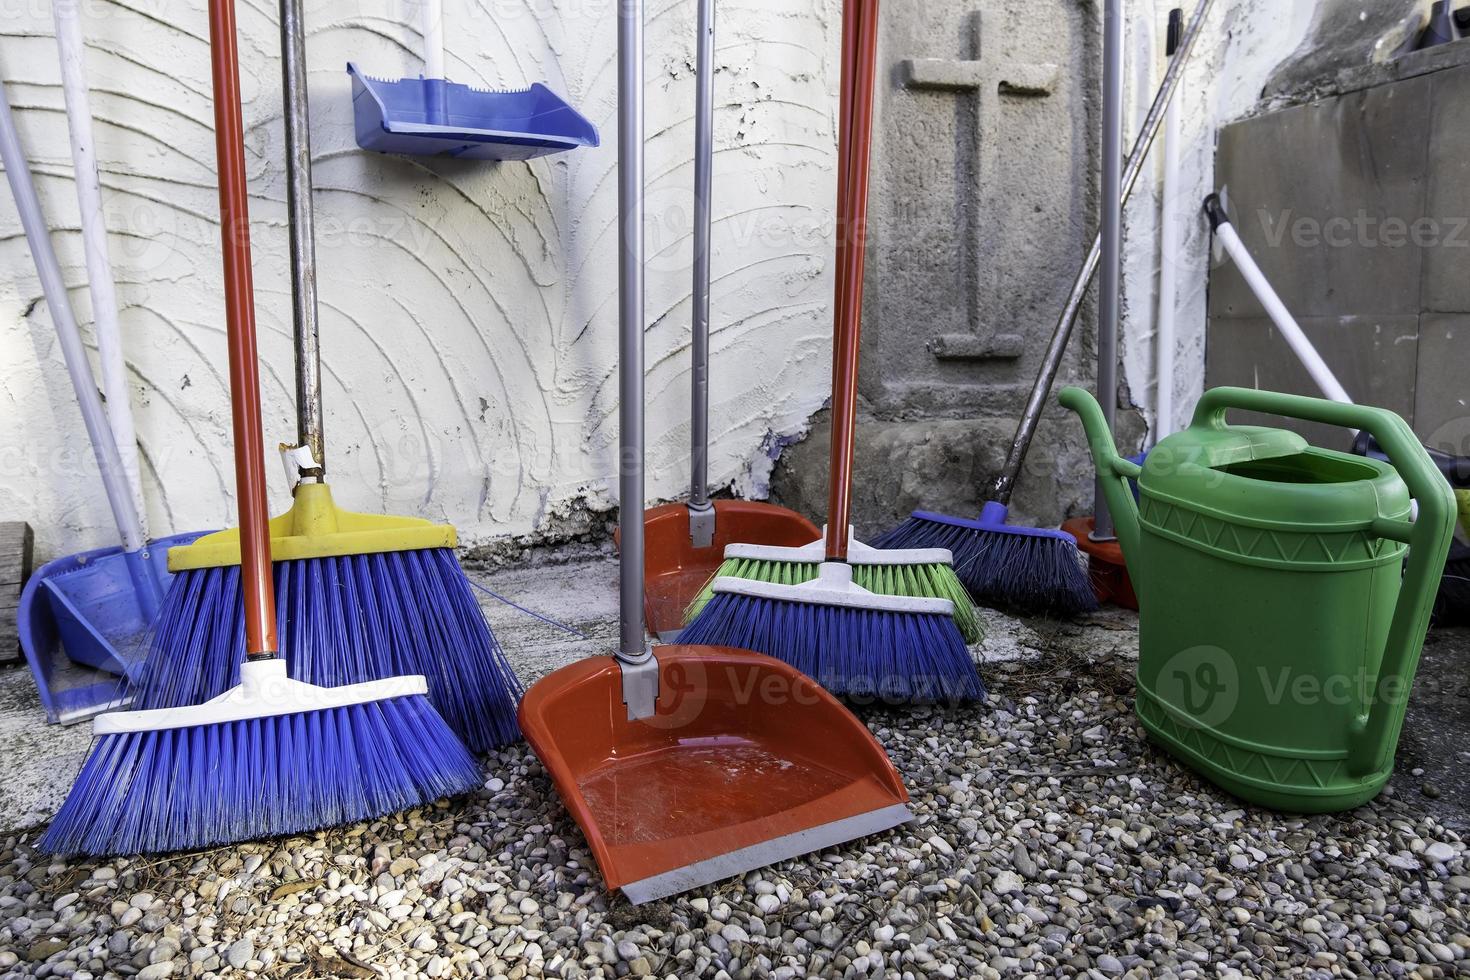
[620,802,914,905]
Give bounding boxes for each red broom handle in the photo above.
[825,0,879,561]
[209,0,277,657]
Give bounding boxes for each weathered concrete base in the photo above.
[769,408,1146,543]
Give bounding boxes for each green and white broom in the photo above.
[681,0,984,703]
[683,0,980,645]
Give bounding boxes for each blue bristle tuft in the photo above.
[874,516,1099,617]
[40,694,482,856]
[132,550,523,752]
[679,592,984,703]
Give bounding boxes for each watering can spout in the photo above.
[1059,387,1142,557]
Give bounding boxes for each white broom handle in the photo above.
[422,0,444,80]
[1155,94,1180,440]
[1155,9,1183,442]
[0,77,148,554]
[1206,195,1353,406]
[53,0,147,529]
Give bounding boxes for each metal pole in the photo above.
[280,0,325,480]
[1093,0,1124,541]
[619,0,649,662]
[986,0,1215,507]
[689,0,715,514]
[0,76,147,559]
[54,0,146,526]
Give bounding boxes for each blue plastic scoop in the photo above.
[348,65,598,160]
[0,78,208,723]
[346,0,596,160]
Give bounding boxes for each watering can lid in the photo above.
[1144,420,1410,526]
[1150,423,1310,471]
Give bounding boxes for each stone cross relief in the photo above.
[903,13,1059,363]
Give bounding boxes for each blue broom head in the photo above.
[40,690,482,856]
[679,589,985,704]
[131,548,523,752]
[873,502,1099,618]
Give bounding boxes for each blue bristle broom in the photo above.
[873,502,1098,618]
[874,0,1217,617]
[41,0,481,855]
[124,0,522,753]
[135,542,523,752]
[682,0,982,704]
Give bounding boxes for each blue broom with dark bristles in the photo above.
[42,0,480,855]
[681,0,982,704]
[124,0,522,753]
[873,0,1217,617]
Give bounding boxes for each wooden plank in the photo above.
[0,522,34,663]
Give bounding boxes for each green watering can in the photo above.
[1061,386,1457,812]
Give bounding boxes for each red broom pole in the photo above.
[826,0,880,562]
[208,0,276,657]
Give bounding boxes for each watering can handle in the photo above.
[1193,387,1457,776]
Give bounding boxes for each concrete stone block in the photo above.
[768,409,1145,544]
[1205,314,1420,449]
[1212,75,1433,321]
[861,0,1095,415]
[1423,64,1470,314]
[1415,314,1470,454]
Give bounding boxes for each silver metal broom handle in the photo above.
[688,0,716,532]
[280,0,325,481]
[618,0,655,690]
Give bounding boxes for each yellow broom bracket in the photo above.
[168,483,457,571]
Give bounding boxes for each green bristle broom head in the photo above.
[687,557,983,644]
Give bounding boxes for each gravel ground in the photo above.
[2,561,1469,979]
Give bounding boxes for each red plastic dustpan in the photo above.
[618,0,816,640]
[624,502,819,639]
[519,647,911,902]
[524,0,911,902]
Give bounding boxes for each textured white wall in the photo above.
[1119,0,1323,440]
[1,0,845,560]
[2,0,1340,563]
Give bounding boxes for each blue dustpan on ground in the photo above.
[348,64,598,160]
[1,83,212,724]
[18,531,209,724]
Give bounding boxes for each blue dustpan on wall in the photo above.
[345,0,596,161]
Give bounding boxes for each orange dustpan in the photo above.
[523,0,911,902]
[617,0,816,639]
[633,501,818,639]
[519,647,911,902]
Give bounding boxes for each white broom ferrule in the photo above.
[93,662,429,735]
